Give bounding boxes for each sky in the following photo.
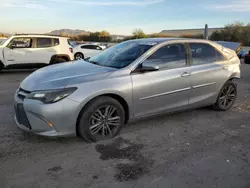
[0,0,250,35]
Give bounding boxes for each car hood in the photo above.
[20,60,116,91]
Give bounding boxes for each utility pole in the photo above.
[204,24,208,40]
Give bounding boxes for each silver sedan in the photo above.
[14,38,240,142]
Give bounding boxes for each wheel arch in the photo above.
[74,52,84,60]
[229,72,240,80]
[76,93,130,136]
[49,54,70,64]
[0,60,4,68]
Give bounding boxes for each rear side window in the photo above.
[146,44,187,69]
[37,38,52,48]
[54,38,60,46]
[189,43,222,65]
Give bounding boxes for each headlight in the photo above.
[27,87,77,104]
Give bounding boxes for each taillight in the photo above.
[69,47,73,53]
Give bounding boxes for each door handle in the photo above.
[181,72,191,77]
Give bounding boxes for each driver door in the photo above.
[4,37,34,65]
[131,43,191,117]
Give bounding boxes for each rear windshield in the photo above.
[67,39,75,47]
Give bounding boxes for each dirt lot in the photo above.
[0,64,250,188]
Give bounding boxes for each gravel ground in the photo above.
[0,64,249,188]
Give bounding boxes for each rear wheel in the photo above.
[77,96,125,142]
[213,80,237,111]
[52,57,66,64]
[75,53,84,60]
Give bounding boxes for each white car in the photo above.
[74,44,106,60]
[0,34,74,71]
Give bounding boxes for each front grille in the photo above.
[15,103,31,129]
[17,88,31,101]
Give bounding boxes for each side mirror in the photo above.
[141,61,159,72]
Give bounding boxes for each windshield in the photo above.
[88,41,155,69]
[0,39,7,45]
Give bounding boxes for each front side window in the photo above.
[190,43,218,65]
[37,38,52,48]
[88,41,154,68]
[145,44,187,69]
[94,45,102,50]
[81,45,93,49]
[9,38,32,48]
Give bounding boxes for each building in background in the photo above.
[160,27,224,37]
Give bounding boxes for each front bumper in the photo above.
[14,91,80,137]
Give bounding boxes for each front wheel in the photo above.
[77,96,125,142]
[213,80,237,111]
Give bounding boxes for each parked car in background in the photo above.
[74,44,106,60]
[14,38,240,142]
[0,34,74,71]
[238,50,247,59]
[244,51,250,64]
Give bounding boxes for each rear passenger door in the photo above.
[32,38,58,64]
[188,42,229,107]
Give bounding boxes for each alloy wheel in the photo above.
[89,105,121,138]
[219,85,237,108]
[75,54,83,60]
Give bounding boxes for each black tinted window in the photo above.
[81,45,94,49]
[94,45,102,50]
[54,38,60,46]
[37,38,52,48]
[146,44,186,69]
[9,38,32,48]
[190,43,217,65]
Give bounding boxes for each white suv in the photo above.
[0,34,74,71]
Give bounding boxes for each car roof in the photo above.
[129,37,214,45]
[12,34,69,39]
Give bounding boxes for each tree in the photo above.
[210,22,250,46]
[132,29,147,39]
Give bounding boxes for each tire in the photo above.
[52,57,67,64]
[213,80,237,111]
[77,96,125,142]
[0,61,4,71]
[75,53,84,60]
[245,59,250,64]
